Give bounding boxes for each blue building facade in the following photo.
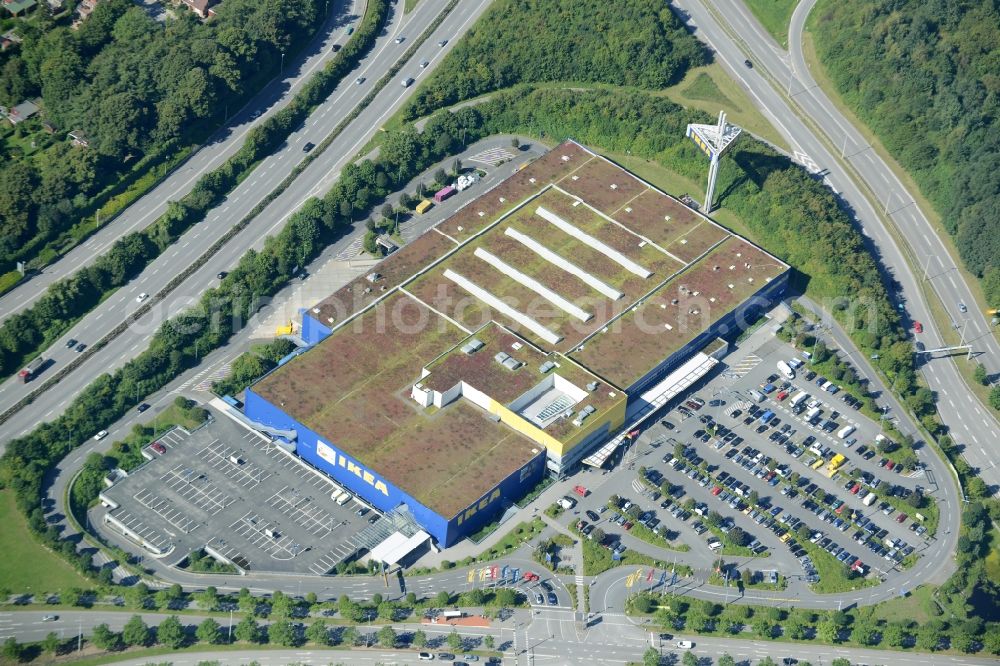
[243,388,546,547]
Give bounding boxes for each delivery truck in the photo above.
[790,391,809,408]
[18,357,45,383]
[862,492,877,506]
[777,360,795,380]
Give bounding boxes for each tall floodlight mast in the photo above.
[685,111,742,213]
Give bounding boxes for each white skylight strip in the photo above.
[536,206,653,278]
[443,269,562,345]
[474,248,593,323]
[504,227,624,301]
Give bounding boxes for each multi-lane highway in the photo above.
[3,608,998,666]
[671,0,1000,491]
[0,0,363,325]
[0,0,496,442]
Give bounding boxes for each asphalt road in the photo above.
[668,0,1000,494]
[3,609,999,666]
[0,0,497,442]
[0,0,364,324]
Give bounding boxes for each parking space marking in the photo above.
[198,439,272,489]
[266,486,339,538]
[229,511,306,560]
[205,537,252,571]
[133,488,199,534]
[107,508,171,550]
[160,465,235,515]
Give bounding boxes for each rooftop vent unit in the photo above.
[572,412,589,427]
[488,413,501,423]
[366,273,381,283]
[495,351,510,363]
[461,338,485,354]
[586,381,599,391]
[671,298,679,305]
[610,183,618,190]
[502,357,523,371]
[539,361,556,373]
[583,405,597,415]
[312,307,321,314]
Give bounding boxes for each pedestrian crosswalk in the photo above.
[335,236,364,260]
[469,146,515,166]
[177,362,232,393]
[729,354,762,378]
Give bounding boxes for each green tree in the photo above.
[269,620,295,647]
[270,590,292,619]
[817,619,840,643]
[447,630,463,650]
[484,634,495,649]
[718,654,735,666]
[234,617,261,644]
[974,363,988,385]
[306,619,329,646]
[341,625,359,646]
[61,587,82,606]
[951,630,974,653]
[435,590,452,606]
[642,646,660,666]
[752,618,773,638]
[156,615,185,649]
[377,625,397,647]
[378,601,396,621]
[682,652,698,666]
[194,586,220,611]
[122,614,151,647]
[124,582,150,609]
[196,618,222,645]
[405,592,418,606]
[91,623,122,651]
[304,591,318,606]
[42,631,60,655]
[990,386,1000,411]
[882,622,906,648]
[412,629,427,647]
[1,637,21,661]
[831,660,851,666]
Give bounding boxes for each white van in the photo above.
[402,77,414,87]
[749,389,765,402]
[330,488,343,502]
[837,424,856,439]
[336,492,353,506]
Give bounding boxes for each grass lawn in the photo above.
[656,62,789,151]
[870,584,938,625]
[985,527,1000,581]
[0,490,90,595]
[150,402,208,432]
[743,0,797,47]
[582,537,662,576]
[404,0,419,12]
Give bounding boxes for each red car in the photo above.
[850,483,861,495]
[522,571,539,582]
[623,521,634,531]
[886,460,895,471]
[913,321,923,333]
[776,391,789,401]
[711,486,723,496]
[573,485,589,497]
[896,513,908,524]
[150,442,166,455]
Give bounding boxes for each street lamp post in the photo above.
[280,51,285,74]
[228,609,233,642]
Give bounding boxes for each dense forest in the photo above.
[404,0,707,120]
[811,0,1000,305]
[0,0,322,271]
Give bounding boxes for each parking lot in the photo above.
[555,333,935,589]
[98,409,377,574]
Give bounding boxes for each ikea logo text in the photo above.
[455,489,501,526]
[316,441,389,496]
